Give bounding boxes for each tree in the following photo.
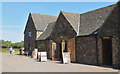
[0,40,12,48]
[0,40,24,48]
[13,42,24,48]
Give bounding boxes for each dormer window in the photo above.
[28,31,31,37]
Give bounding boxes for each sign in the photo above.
[41,52,47,62]
[38,52,47,62]
[62,52,70,64]
[38,52,41,61]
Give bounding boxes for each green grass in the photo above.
[0,48,20,54]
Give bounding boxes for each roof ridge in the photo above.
[48,21,56,25]
[43,21,56,32]
[61,11,80,15]
[30,12,57,17]
[36,21,56,40]
[81,4,116,15]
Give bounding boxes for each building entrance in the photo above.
[102,38,113,66]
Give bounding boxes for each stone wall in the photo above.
[75,36,97,65]
[118,38,120,68]
[97,3,119,68]
[118,2,120,38]
[97,38,103,65]
[112,38,118,68]
[50,12,77,42]
[67,38,76,62]
[24,14,37,53]
[118,2,120,68]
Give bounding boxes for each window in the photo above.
[94,31,98,35]
[63,44,65,51]
[63,43,67,52]
[54,44,57,50]
[28,44,31,50]
[28,31,31,37]
[38,41,46,49]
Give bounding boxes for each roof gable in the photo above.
[78,4,116,36]
[31,13,57,31]
[24,14,36,34]
[97,3,119,37]
[61,11,80,33]
[36,22,56,40]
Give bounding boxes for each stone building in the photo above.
[24,2,120,68]
[24,13,57,55]
[76,3,119,68]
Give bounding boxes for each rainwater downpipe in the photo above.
[95,35,99,65]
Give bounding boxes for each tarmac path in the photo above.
[1,53,119,72]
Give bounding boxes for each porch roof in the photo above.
[36,21,56,40]
[31,13,57,31]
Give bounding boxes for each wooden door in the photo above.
[52,43,56,60]
[102,38,113,66]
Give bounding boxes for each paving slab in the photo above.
[2,53,119,72]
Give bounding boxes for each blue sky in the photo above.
[2,2,116,43]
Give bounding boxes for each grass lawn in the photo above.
[0,48,20,54]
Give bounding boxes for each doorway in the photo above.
[28,44,32,56]
[59,43,62,61]
[102,38,113,66]
[59,40,67,61]
[52,43,56,60]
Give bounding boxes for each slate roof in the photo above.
[31,13,57,31]
[78,4,116,36]
[61,11,80,33]
[27,3,117,40]
[36,22,56,40]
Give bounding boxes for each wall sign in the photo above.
[62,52,70,64]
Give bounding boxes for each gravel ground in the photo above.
[2,53,119,72]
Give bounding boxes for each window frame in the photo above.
[28,31,31,37]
